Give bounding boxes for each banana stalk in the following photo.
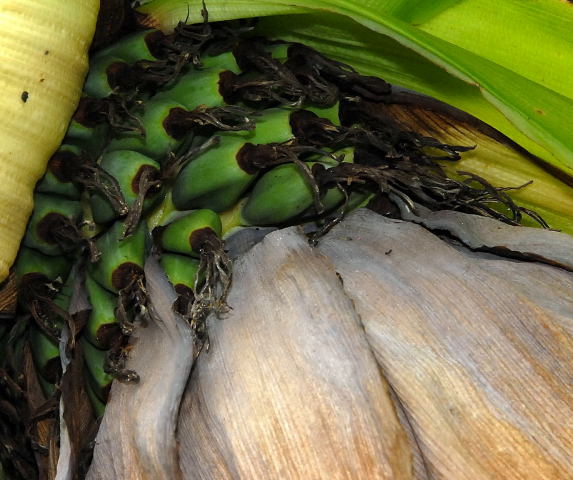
[0,0,99,282]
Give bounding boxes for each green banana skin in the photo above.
[200,50,241,73]
[83,30,163,98]
[22,194,82,256]
[65,116,110,156]
[159,209,222,258]
[240,146,351,227]
[154,43,292,109]
[90,150,161,225]
[159,253,201,292]
[35,145,82,199]
[84,274,120,350]
[89,220,147,293]
[200,43,289,73]
[94,30,162,64]
[82,337,113,402]
[171,108,309,212]
[13,247,71,284]
[233,107,295,145]
[240,163,319,226]
[29,326,61,385]
[153,68,228,110]
[172,134,257,212]
[106,98,187,159]
[84,55,134,99]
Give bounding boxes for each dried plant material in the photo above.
[23,341,59,480]
[177,228,413,480]
[0,273,17,317]
[318,209,573,480]
[466,257,573,333]
[396,203,573,270]
[86,257,195,480]
[377,94,573,234]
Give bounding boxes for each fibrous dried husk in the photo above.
[177,227,413,480]
[85,209,573,479]
[318,209,573,479]
[396,202,573,270]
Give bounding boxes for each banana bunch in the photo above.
[0,12,562,478]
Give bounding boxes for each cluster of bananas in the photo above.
[0,18,534,441]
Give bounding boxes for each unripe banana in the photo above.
[13,247,72,284]
[241,108,294,145]
[171,134,258,212]
[241,163,319,226]
[106,98,188,158]
[0,0,99,282]
[158,209,222,258]
[172,107,309,212]
[159,253,201,293]
[90,150,161,225]
[153,68,229,110]
[84,274,120,350]
[200,51,241,73]
[22,194,82,256]
[29,326,61,385]
[95,29,164,64]
[89,221,147,293]
[66,99,110,154]
[35,145,83,199]
[241,148,353,226]
[84,55,134,99]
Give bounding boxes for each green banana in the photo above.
[153,68,230,110]
[82,337,114,402]
[158,209,222,257]
[84,274,120,350]
[171,134,258,212]
[35,144,82,199]
[13,247,71,284]
[171,107,318,212]
[241,148,353,226]
[65,100,110,155]
[94,29,164,64]
[84,54,137,99]
[159,253,201,294]
[29,326,61,385]
[89,149,161,225]
[22,194,82,256]
[200,50,241,73]
[106,98,188,159]
[83,30,165,98]
[89,221,147,293]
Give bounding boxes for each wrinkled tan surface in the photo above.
[177,228,413,480]
[319,209,573,480]
[86,210,573,479]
